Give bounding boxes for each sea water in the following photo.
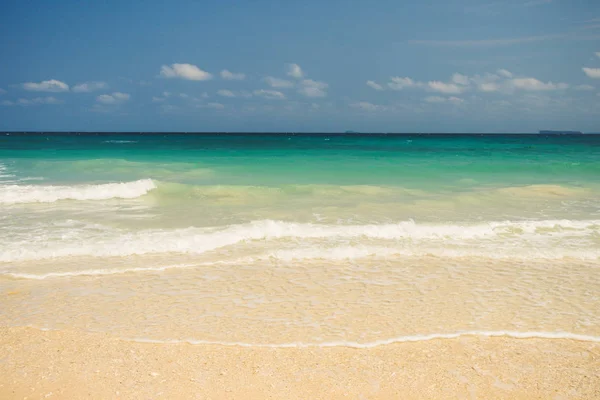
[1,133,599,346]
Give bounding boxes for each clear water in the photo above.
[1,133,599,345]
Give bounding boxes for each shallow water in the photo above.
[1,133,599,345]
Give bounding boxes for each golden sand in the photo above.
[1,327,599,399]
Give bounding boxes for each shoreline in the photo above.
[1,327,599,399]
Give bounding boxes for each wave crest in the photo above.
[1,219,598,262]
[0,179,156,204]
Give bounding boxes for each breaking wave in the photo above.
[1,219,598,262]
[0,179,156,204]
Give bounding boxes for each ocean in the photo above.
[1,132,599,346]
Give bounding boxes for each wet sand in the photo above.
[1,327,599,399]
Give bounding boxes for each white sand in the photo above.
[1,327,599,399]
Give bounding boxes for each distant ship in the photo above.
[539,130,583,135]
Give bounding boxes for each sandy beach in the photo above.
[1,327,599,399]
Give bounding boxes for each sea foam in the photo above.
[1,219,598,262]
[128,330,600,348]
[0,179,156,204]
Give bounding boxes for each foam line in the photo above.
[2,219,598,262]
[0,263,199,279]
[0,179,156,204]
[128,330,600,348]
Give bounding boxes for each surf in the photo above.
[1,219,598,262]
[0,179,156,204]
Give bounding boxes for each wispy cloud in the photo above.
[96,92,130,104]
[265,77,295,88]
[366,81,384,90]
[410,34,564,47]
[23,79,69,92]
[428,81,466,94]
[72,81,107,93]
[253,89,286,100]
[160,63,212,81]
[510,78,568,91]
[583,67,600,78]
[0,88,6,95]
[220,70,245,80]
[574,84,595,91]
[2,96,63,106]
[388,77,421,90]
[425,96,464,104]
[410,31,600,47]
[198,102,225,109]
[351,102,386,111]
[286,63,304,79]
[497,69,513,78]
[298,79,328,97]
[381,69,570,96]
[217,89,236,98]
[217,89,252,98]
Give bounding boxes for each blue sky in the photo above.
[0,0,599,132]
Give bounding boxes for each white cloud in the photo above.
[159,104,179,113]
[298,79,328,97]
[72,81,107,93]
[425,96,464,104]
[206,102,225,109]
[497,69,513,78]
[448,96,464,104]
[451,73,470,85]
[574,84,595,91]
[351,101,386,111]
[253,89,286,100]
[0,88,6,94]
[510,78,568,90]
[425,96,446,103]
[96,92,130,104]
[478,82,501,92]
[388,77,420,90]
[160,63,212,81]
[265,76,295,88]
[217,89,236,98]
[286,63,304,79]
[427,81,465,94]
[152,96,165,102]
[23,79,69,92]
[220,70,245,80]
[366,80,384,90]
[216,90,252,98]
[16,96,63,105]
[1,100,13,106]
[583,67,600,78]
[596,52,600,58]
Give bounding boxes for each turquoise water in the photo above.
[1,133,599,344]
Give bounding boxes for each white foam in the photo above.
[128,330,600,348]
[264,246,600,261]
[0,163,16,179]
[0,179,156,204]
[0,263,199,279]
[1,219,598,262]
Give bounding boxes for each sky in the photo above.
[0,0,599,132]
